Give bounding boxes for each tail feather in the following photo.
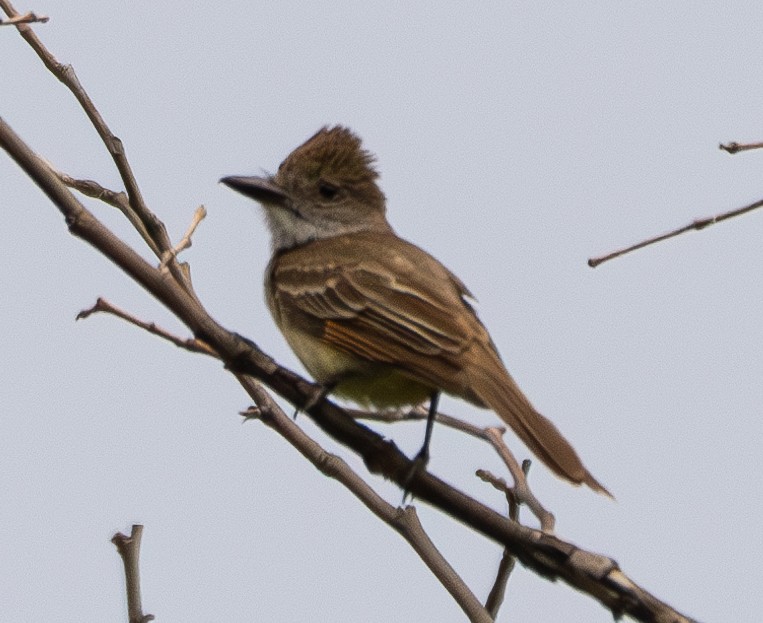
[467,352,610,496]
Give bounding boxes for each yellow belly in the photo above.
[332,365,434,408]
[282,327,433,408]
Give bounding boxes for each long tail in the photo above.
[466,348,611,496]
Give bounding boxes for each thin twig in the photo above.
[485,549,516,618]
[353,404,504,442]
[53,169,160,247]
[483,460,532,618]
[481,476,518,618]
[160,205,207,269]
[112,525,155,623]
[56,171,130,211]
[0,10,47,25]
[588,196,763,268]
[484,428,554,532]
[719,140,763,154]
[77,297,218,357]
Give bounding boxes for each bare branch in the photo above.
[482,461,527,619]
[588,137,763,267]
[719,140,763,154]
[112,525,155,623]
[72,288,520,623]
[353,404,501,442]
[76,297,218,357]
[484,428,555,532]
[160,205,207,269]
[56,171,130,211]
[0,10,47,25]
[53,168,159,248]
[588,196,763,268]
[485,548,517,619]
[78,296,545,618]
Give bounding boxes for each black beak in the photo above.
[220,175,288,206]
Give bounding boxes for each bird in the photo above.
[221,126,608,495]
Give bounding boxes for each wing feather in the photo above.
[270,234,478,372]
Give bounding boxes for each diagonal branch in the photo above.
[76,297,217,356]
[588,196,763,268]
[589,137,763,268]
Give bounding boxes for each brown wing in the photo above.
[268,231,481,392]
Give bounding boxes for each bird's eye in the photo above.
[318,181,339,200]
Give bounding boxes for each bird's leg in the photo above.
[402,391,440,500]
[418,391,440,465]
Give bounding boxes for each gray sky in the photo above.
[2,2,762,621]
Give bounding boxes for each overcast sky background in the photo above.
[2,2,762,621]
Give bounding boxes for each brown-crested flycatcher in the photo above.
[222,126,608,494]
